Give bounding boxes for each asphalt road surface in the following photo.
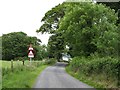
[33,62,95,88]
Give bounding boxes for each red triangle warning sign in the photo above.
[28,51,34,58]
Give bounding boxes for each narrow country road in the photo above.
[33,62,95,89]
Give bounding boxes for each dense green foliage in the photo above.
[47,33,65,61]
[67,56,119,88]
[59,2,118,57]
[37,2,119,58]
[70,56,118,81]
[34,45,48,60]
[36,3,68,61]
[44,58,56,65]
[2,32,48,60]
[36,3,66,34]
[37,2,119,88]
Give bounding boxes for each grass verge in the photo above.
[2,64,47,88]
[66,67,119,90]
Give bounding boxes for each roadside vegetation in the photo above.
[1,26,56,88]
[1,59,56,88]
[2,32,48,61]
[36,1,120,89]
[1,1,120,89]
[66,56,119,88]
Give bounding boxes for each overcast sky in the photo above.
[0,0,65,45]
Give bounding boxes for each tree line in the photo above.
[2,32,48,60]
[36,1,120,60]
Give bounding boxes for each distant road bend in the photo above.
[34,62,95,89]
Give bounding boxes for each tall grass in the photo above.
[2,59,56,88]
[2,60,47,88]
[2,61,44,76]
[2,65,47,88]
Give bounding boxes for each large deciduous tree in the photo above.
[36,3,66,34]
[37,2,119,59]
[36,3,67,61]
[47,32,64,61]
[2,32,42,60]
[59,2,118,57]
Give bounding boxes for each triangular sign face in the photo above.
[28,47,33,51]
[28,51,34,58]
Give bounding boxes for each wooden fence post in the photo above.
[11,60,13,72]
[22,60,24,66]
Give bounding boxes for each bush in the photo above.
[14,57,28,61]
[44,58,56,65]
[68,56,119,85]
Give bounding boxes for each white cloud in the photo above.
[0,0,65,45]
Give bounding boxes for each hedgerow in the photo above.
[68,56,119,87]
